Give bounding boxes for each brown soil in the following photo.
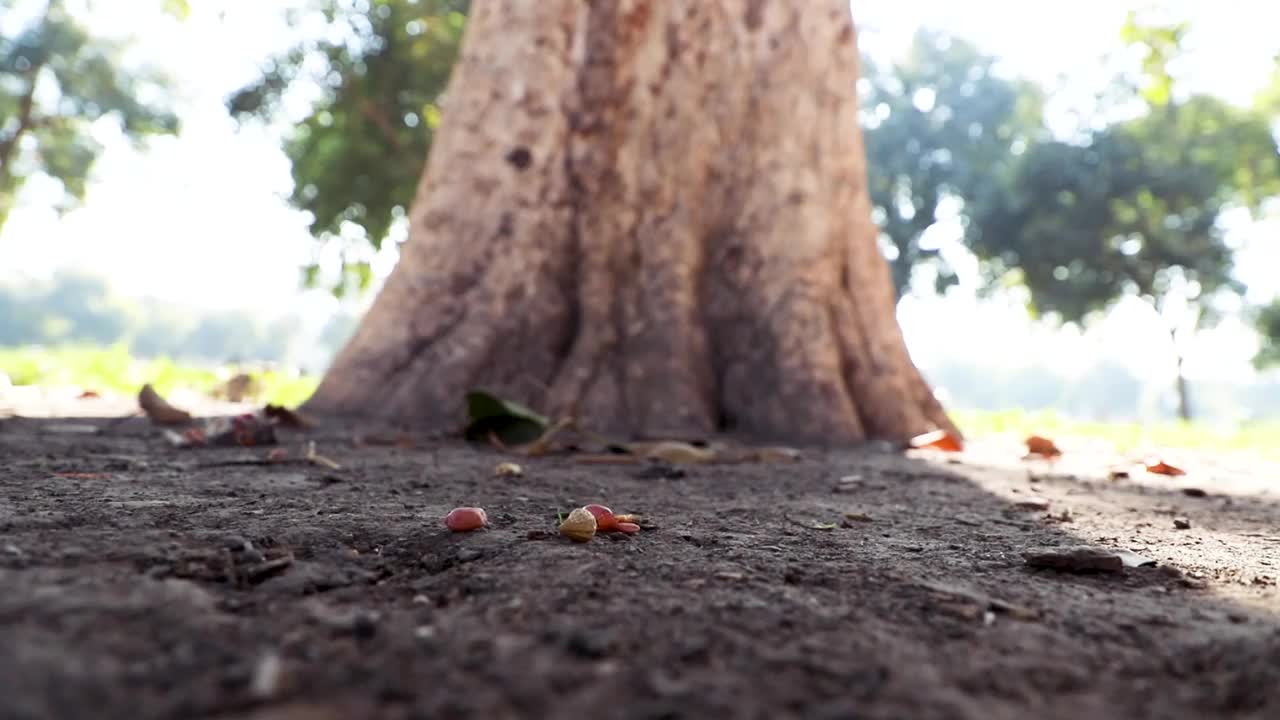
[3,398,1280,720]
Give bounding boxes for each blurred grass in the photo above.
[0,345,318,407]
[950,408,1280,456]
[4,346,1280,455]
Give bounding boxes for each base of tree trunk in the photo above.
[303,0,957,446]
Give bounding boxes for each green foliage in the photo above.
[1255,300,1280,369]
[228,0,468,297]
[0,0,179,230]
[1118,11,1188,107]
[1256,59,1280,118]
[951,407,1280,458]
[463,390,548,445]
[0,344,319,407]
[861,30,1044,297]
[968,57,1278,330]
[160,0,190,20]
[958,15,1280,420]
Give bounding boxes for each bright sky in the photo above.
[2,0,1278,387]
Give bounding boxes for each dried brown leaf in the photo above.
[138,384,192,426]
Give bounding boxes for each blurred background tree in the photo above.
[227,0,468,298]
[3,1,1277,427]
[0,0,182,231]
[1255,300,1280,371]
[860,30,1044,297]
[964,13,1280,420]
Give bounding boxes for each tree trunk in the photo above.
[304,0,957,446]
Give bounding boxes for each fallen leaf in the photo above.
[263,404,313,428]
[1023,546,1124,573]
[138,384,192,426]
[1024,435,1062,459]
[643,441,716,464]
[908,429,963,452]
[77,390,101,399]
[1114,550,1158,568]
[812,522,839,530]
[464,390,548,446]
[1144,458,1186,476]
[1023,545,1155,573]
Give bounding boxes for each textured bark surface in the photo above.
[305,0,957,445]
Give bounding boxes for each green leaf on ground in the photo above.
[463,390,548,446]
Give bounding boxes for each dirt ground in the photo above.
[3,394,1280,720]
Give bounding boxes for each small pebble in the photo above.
[1174,518,1192,530]
[250,652,283,699]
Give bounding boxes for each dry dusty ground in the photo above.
[2,393,1280,720]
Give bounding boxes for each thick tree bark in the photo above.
[304,0,958,445]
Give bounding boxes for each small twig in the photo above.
[198,458,290,468]
[487,431,508,452]
[523,417,576,456]
[243,554,294,584]
[305,440,342,470]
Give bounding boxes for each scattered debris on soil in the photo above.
[1145,457,1188,476]
[908,428,964,452]
[3,400,1280,719]
[1022,545,1156,573]
[137,383,192,425]
[493,461,523,477]
[1024,434,1063,459]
